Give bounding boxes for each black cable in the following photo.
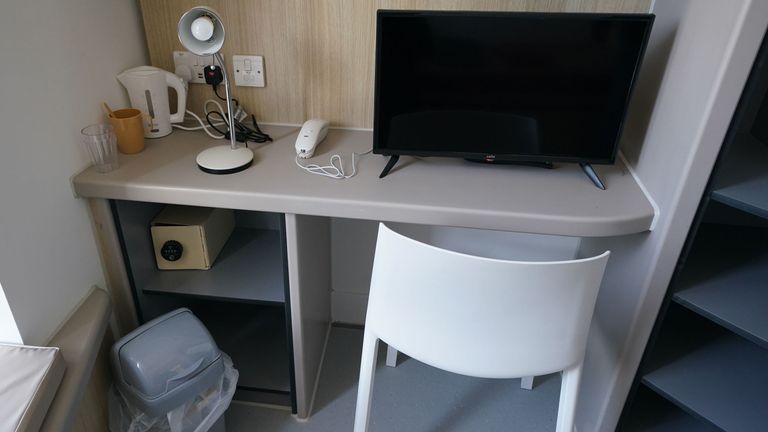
[213,85,239,106]
[205,111,228,136]
[205,108,272,145]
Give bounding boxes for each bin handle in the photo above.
[166,358,206,389]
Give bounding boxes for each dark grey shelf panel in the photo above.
[143,228,285,304]
[194,302,292,395]
[673,225,768,349]
[712,133,768,219]
[642,332,768,431]
[621,387,720,432]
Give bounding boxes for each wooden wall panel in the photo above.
[139,0,651,128]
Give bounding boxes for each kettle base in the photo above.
[196,146,254,175]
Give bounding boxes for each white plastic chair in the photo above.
[353,224,610,432]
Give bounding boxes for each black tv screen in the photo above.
[373,11,654,164]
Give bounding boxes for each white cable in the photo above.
[205,99,225,116]
[295,150,371,179]
[172,110,225,139]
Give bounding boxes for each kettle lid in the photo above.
[117,65,167,83]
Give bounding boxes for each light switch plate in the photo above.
[173,51,214,84]
[233,55,265,87]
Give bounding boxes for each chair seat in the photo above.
[0,344,66,432]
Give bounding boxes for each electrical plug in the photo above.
[234,106,248,122]
[204,65,223,86]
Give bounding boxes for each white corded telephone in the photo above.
[294,119,369,179]
[295,119,329,158]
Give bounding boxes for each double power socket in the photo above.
[173,51,265,87]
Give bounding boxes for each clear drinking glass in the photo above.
[81,124,119,173]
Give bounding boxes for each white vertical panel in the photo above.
[577,0,768,430]
[285,214,333,418]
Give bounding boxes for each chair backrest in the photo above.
[366,224,610,379]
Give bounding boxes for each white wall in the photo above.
[0,0,147,345]
[575,0,768,430]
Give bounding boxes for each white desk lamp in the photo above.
[178,6,253,174]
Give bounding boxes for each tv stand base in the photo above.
[379,155,400,178]
[379,155,606,190]
[580,163,606,190]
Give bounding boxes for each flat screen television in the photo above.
[373,10,654,185]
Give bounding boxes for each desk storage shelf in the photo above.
[111,200,295,408]
[618,30,768,432]
[142,228,285,304]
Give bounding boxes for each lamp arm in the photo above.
[214,52,237,150]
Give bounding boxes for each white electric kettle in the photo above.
[117,66,187,138]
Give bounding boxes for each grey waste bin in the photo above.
[109,308,237,432]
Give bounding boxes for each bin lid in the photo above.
[113,309,221,401]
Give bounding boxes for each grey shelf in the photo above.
[642,331,768,431]
[143,228,285,304]
[621,387,719,432]
[712,133,768,219]
[672,225,768,349]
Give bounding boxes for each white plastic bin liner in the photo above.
[109,354,238,432]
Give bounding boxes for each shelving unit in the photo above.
[618,29,768,431]
[111,199,296,410]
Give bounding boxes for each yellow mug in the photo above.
[108,108,145,154]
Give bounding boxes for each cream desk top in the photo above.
[73,125,655,237]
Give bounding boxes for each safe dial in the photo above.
[160,240,183,261]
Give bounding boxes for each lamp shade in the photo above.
[178,6,225,55]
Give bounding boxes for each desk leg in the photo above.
[386,344,398,367]
[86,198,139,336]
[284,214,333,419]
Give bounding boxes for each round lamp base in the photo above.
[196,146,254,174]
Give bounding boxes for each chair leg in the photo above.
[520,375,534,390]
[555,364,582,432]
[386,344,398,367]
[354,328,380,432]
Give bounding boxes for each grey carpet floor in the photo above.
[225,326,560,431]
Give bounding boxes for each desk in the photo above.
[74,126,654,237]
[72,125,654,419]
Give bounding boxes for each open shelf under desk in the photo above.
[143,228,285,304]
[712,133,768,219]
[187,300,292,406]
[642,306,768,432]
[672,224,768,348]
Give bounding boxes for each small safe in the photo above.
[150,205,234,270]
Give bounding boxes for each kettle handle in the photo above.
[166,72,187,124]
